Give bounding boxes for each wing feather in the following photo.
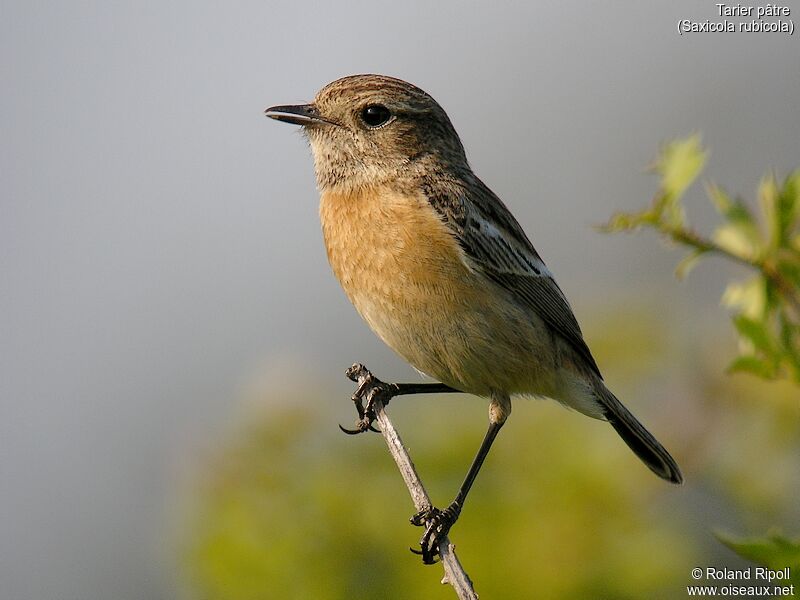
[423,173,602,377]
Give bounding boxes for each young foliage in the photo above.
[601,135,800,383]
[602,135,800,576]
[716,531,800,588]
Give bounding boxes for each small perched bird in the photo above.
[265,74,682,563]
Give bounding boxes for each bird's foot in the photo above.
[339,363,397,435]
[409,502,461,564]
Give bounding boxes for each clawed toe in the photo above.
[338,421,381,435]
[339,363,394,435]
[410,506,439,527]
[409,504,461,564]
[339,364,471,565]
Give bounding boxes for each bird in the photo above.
[265,74,682,563]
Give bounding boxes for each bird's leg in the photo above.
[411,397,507,564]
[340,363,458,435]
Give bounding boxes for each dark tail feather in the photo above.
[596,385,683,484]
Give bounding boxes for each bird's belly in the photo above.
[319,186,556,396]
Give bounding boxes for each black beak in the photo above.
[264,103,335,126]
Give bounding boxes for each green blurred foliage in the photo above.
[179,407,691,599]
[177,314,800,599]
[601,135,800,587]
[601,135,800,383]
[717,532,800,588]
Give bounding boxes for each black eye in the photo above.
[360,104,392,128]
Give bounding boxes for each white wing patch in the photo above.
[466,211,553,279]
[422,178,601,377]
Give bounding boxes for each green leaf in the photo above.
[597,209,658,233]
[774,170,800,246]
[778,311,800,382]
[674,248,707,280]
[727,355,776,379]
[759,174,782,252]
[776,252,800,290]
[653,191,687,228]
[707,184,753,226]
[722,278,766,319]
[716,531,800,588]
[732,314,776,356]
[712,223,761,261]
[708,184,762,260]
[656,134,708,200]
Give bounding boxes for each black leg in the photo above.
[411,420,504,564]
[340,363,460,435]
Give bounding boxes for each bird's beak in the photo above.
[264,103,335,126]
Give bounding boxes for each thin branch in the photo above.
[346,365,478,600]
[663,225,800,315]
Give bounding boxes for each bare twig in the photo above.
[345,364,478,600]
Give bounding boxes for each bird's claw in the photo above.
[338,422,381,435]
[409,503,461,564]
[339,363,395,435]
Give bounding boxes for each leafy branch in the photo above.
[600,134,800,576]
[717,531,800,589]
[600,134,800,383]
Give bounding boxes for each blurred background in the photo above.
[2,2,799,599]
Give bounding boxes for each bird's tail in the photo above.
[595,384,683,484]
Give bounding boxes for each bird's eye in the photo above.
[360,104,392,128]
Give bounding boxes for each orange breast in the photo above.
[318,185,558,396]
[319,186,480,375]
[320,186,471,312]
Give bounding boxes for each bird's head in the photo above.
[266,74,467,191]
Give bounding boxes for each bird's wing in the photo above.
[423,174,602,377]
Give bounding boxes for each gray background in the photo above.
[2,2,798,598]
